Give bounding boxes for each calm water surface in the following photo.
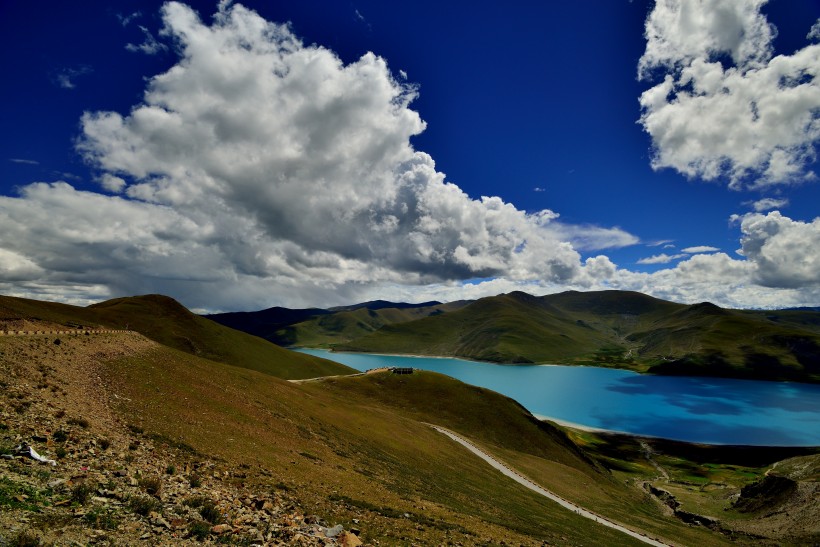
[297,349,820,446]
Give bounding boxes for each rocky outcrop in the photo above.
[733,474,798,514]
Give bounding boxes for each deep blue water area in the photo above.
[296,349,820,446]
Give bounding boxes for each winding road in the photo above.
[428,424,670,546]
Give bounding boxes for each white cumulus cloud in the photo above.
[749,196,788,211]
[681,245,719,253]
[736,211,820,288]
[0,1,639,311]
[637,253,686,264]
[638,0,820,188]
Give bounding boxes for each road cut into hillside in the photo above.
[428,424,670,546]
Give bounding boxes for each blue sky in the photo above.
[1,0,819,311]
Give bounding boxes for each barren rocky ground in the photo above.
[0,332,364,546]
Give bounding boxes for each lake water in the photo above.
[296,349,820,446]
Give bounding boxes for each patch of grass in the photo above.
[52,430,67,443]
[166,464,176,475]
[8,529,41,547]
[83,506,119,530]
[199,501,221,524]
[0,477,52,511]
[70,482,94,505]
[99,438,111,450]
[187,520,211,541]
[0,439,15,455]
[183,495,209,508]
[67,417,89,428]
[54,447,67,459]
[147,432,199,455]
[188,473,202,488]
[138,475,162,497]
[327,493,469,533]
[128,494,160,516]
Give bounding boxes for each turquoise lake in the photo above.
[296,349,820,446]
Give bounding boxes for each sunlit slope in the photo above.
[276,302,468,347]
[338,291,660,363]
[100,339,722,545]
[208,300,469,347]
[339,290,820,381]
[0,293,353,380]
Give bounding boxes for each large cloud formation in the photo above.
[638,0,820,188]
[0,2,629,310]
[0,1,818,311]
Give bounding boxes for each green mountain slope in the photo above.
[275,301,468,347]
[207,299,470,347]
[338,290,820,382]
[0,294,353,380]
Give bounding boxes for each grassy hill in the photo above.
[208,300,469,347]
[0,294,353,380]
[0,322,729,545]
[337,290,820,382]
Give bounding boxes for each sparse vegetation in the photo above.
[199,500,222,524]
[187,520,211,541]
[70,482,94,505]
[83,506,119,530]
[8,529,41,547]
[138,475,162,497]
[68,417,89,428]
[128,494,160,516]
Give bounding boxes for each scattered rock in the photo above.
[338,531,364,547]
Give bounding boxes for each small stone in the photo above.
[211,523,232,534]
[113,469,127,477]
[338,531,363,547]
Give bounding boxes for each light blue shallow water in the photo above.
[296,349,820,446]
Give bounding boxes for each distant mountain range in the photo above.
[208,290,820,383]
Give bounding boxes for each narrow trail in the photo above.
[640,440,670,480]
[428,424,671,547]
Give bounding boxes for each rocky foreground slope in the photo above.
[0,332,362,546]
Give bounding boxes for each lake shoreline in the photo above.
[296,346,819,385]
[295,348,820,447]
